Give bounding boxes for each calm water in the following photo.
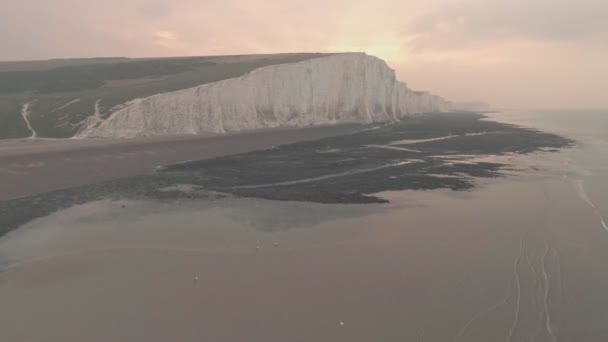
[0,110,607,342]
[489,109,608,218]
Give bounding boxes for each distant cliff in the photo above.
[78,53,451,138]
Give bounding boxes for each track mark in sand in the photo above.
[523,236,539,285]
[506,238,525,342]
[576,180,608,232]
[524,235,547,341]
[20,103,37,138]
[552,245,566,305]
[452,281,513,342]
[541,241,558,342]
[552,243,577,306]
[526,234,548,342]
[532,306,544,342]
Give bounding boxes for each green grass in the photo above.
[0,53,331,139]
[0,94,31,138]
[0,58,130,72]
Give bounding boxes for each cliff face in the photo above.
[79,53,450,138]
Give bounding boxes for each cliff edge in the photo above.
[78,53,450,138]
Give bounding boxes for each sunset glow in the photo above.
[2,0,606,109]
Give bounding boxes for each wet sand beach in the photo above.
[0,111,606,341]
[1,176,607,341]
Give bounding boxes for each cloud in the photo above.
[152,30,184,49]
[402,0,608,51]
[0,0,606,109]
[136,1,176,18]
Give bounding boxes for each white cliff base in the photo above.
[79,53,451,138]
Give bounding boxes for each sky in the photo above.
[1,0,607,109]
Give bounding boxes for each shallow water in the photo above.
[488,110,608,226]
[0,110,607,341]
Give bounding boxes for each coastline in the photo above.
[0,123,361,201]
[1,110,606,341]
[0,112,574,239]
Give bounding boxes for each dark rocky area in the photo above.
[0,112,574,238]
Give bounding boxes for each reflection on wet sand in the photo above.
[1,172,608,341]
[1,110,607,341]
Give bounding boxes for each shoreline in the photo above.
[0,112,574,240]
[0,124,361,201]
[0,110,605,342]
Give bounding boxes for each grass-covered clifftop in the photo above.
[0,53,329,139]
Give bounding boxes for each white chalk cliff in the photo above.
[79,53,451,138]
